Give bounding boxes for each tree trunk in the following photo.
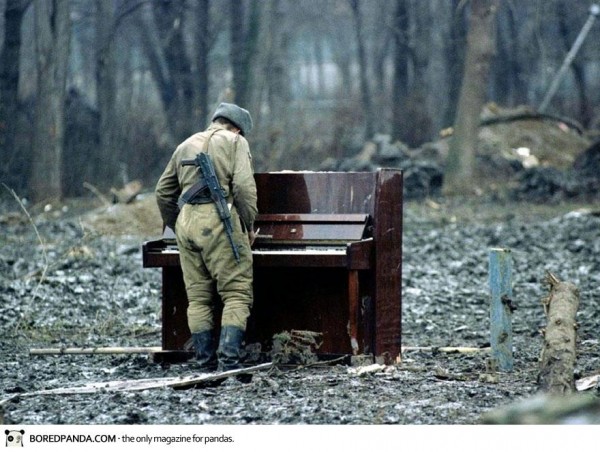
[264,0,291,170]
[95,0,119,189]
[557,3,591,127]
[194,0,211,128]
[0,0,28,187]
[494,3,523,107]
[0,0,29,189]
[406,0,433,147]
[442,0,499,196]
[349,0,374,140]
[538,273,580,395]
[156,0,194,141]
[371,7,391,119]
[229,0,260,109]
[391,0,409,143]
[138,1,194,143]
[31,0,71,202]
[443,0,468,128]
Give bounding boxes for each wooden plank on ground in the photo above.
[30,347,163,355]
[401,346,490,354]
[0,363,273,403]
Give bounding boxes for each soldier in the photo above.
[155,103,257,374]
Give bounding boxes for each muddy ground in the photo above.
[1,192,599,426]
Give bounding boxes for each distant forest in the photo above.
[1,0,599,201]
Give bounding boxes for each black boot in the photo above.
[217,326,244,371]
[217,326,252,383]
[191,331,217,372]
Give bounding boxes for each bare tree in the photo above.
[0,0,30,187]
[439,0,468,129]
[137,0,194,143]
[556,1,594,126]
[229,0,261,109]
[391,0,409,143]
[30,0,71,202]
[349,0,374,140]
[493,1,525,107]
[442,0,499,197]
[5,0,600,195]
[407,0,434,146]
[194,0,211,127]
[256,0,291,170]
[95,0,119,187]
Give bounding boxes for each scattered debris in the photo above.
[110,180,143,204]
[319,107,594,201]
[347,363,387,376]
[271,330,323,365]
[575,374,600,392]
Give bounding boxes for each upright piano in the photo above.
[142,169,403,363]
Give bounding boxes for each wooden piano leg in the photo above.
[348,270,360,355]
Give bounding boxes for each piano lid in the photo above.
[253,213,370,246]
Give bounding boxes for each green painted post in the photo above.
[488,248,514,372]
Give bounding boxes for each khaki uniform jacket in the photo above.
[155,124,258,232]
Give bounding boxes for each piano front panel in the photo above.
[161,266,190,351]
[249,267,370,355]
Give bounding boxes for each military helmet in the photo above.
[211,102,253,136]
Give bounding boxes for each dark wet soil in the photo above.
[1,196,600,425]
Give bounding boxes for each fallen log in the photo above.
[538,272,580,394]
[480,111,585,135]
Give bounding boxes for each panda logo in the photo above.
[5,430,25,447]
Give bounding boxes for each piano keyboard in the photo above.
[159,246,347,255]
[253,247,346,255]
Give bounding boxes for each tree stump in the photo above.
[538,272,580,394]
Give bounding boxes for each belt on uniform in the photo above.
[178,178,212,209]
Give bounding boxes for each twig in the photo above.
[2,184,49,302]
[83,181,112,206]
[301,355,347,368]
[276,355,348,371]
[544,271,561,287]
[541,271,561,316]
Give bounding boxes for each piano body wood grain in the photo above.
[142,169,403,363]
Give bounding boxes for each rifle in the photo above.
[181,153,240,263]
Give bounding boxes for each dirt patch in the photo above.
[80,193,163,238]
[1,195,600,425]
